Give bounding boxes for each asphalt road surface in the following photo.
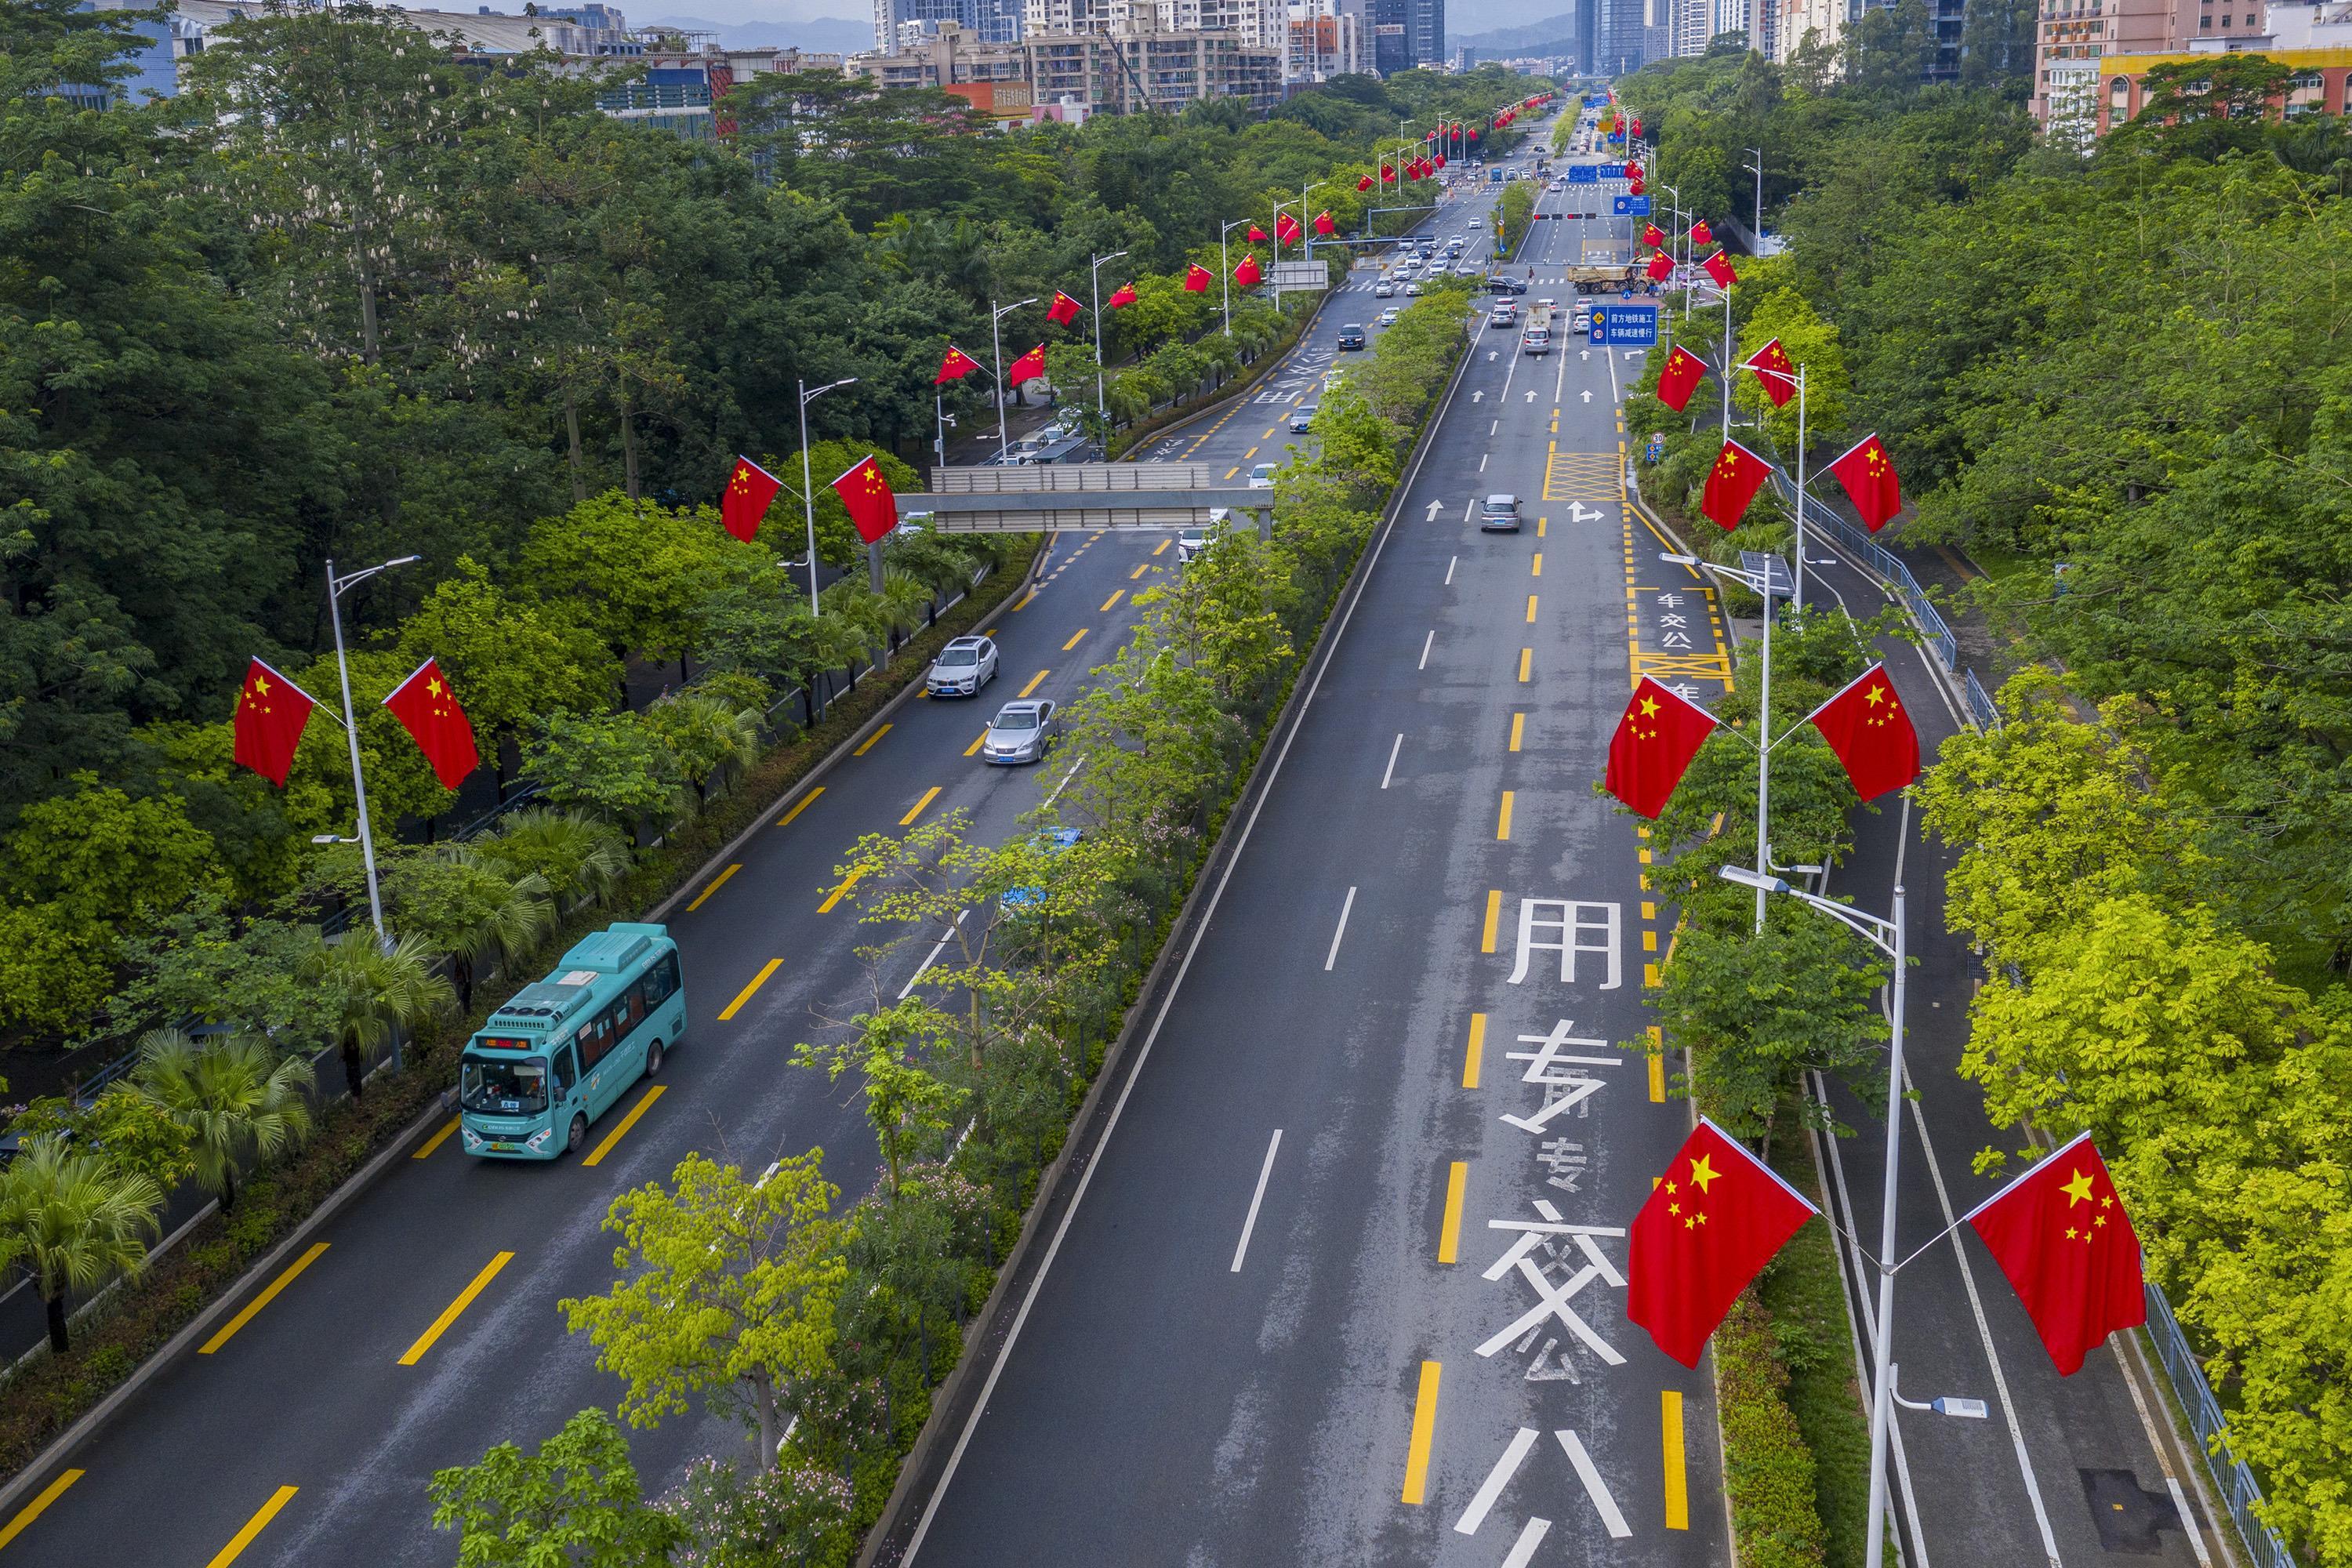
[906,127,1738,1568]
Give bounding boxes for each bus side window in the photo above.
[579,1017,611,1071]
[552,1044,579,1098]
[641,953,679,1011]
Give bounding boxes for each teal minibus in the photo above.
[458,922,685,1160]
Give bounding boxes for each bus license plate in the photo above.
[490,1142,516,1152]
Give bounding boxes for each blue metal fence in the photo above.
[2145,1283,2300,1568]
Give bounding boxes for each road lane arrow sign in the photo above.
[1472,390,1486,402]
[1570,501,1603,524]
[1526,390,1538,402]
[1488,351,1498,361]
[1425,499,1446,521]
[1580,350,1590,361]
[1581,390,1593,403]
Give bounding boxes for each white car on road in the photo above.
[924,635,999,696]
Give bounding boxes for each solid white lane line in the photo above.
[2165,1478,2214,1567]
[1479,453,1488,471]
[1606,339,1621,405]
[1044,755,1087,807]
[1455,1427,1539,1535]
[1419,630,1436,670]
[1463,496,1475,523]
[1381,734,1403,789]
[1446,554,1457,585]
[1229,1129,1282,1272]
[1499,1517,1553,1568]
[898,909,970,1000]
[1556,1429,1633,1537]
[1323,886,1356,971]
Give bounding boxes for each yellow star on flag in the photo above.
[2060,1168,2095,1207]
[1688,1153,1719,1194]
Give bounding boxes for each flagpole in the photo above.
[1218,219,1249,337]
[324,555,419,952]
[1755,542,1773,935]
[1089,250,1127,432]
[1794,367,1809,615]
[1864,870,1911,1568]
[989,298,1035,459]
[797,376,856,616]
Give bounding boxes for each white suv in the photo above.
[925,635,999,696]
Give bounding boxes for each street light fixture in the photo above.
[323,553,419,950]
[989,296,1038,457]
[1664,549,1790,935]
[1088,249,1128,430]
[1218,218,1253,337]
[797,376,857,616]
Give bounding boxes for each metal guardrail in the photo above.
[1783,479,1958,671]
[1962,667,1998,733]
[2145,1283,2300,1568]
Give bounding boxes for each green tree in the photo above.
[793,1004,968,1192]
[658,1455,853,1568]
[0,1138,165,1352]
[379,849,558,1010]
[563,1151,848,1470]
[519,492,763,668]
[643,693,762,808]
[521,711,686,829]
[470,808,633,910]
[427,1406,686,1568]
[3,1089,196,1194]
[298,932,457,1099]
[130,1029,316,1211]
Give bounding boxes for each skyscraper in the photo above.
[1405,0,1442,64]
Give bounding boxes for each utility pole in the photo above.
[321,554,420,952]
[797,376,856,615]
[989,297,1037,458]
[1088,249,1127,431]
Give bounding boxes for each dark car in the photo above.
[1486,275,1530,296]
[1337,324,1367,350]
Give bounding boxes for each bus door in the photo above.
[551,1041,582,1117]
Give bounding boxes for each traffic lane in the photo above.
[915,314,1718,1565]
[1796,541,2205,1566]
[1778,533,2201,1561]
[0,532,1163,1567]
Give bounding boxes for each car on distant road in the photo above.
[1249,462,1278,488]
[1403,282,1422,296]
[1488,303,1519,327]
[978,699,1056,765]
[1374,280,1395,297]
[1337,323,1367,350]
[1479,493,1522,532]
[1378,307,1401,325]
[924,634,999,696]
[1289,405,1317,434]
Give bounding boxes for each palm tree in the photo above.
[644,693,762,807]
[474,807,630,910]
[130,1030,317,1212]
[0,1139,164,1352]
[299,933,458,1100]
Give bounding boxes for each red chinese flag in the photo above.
[1700,249,1738,289]
[1604,677,1718,819]
[1107,282,1138,308]
[1743,336,1797,408]
[1628,1119,1818,1368]
[1356,173,1375,192]
[1183,263,1213,292]
[1700,439,1772,531]
[1646,250,1674,283]
[830,454,900,545]
[232,658,317,788]
[720,456,783,543]
[1005,343,1047,385]
[1642,221,1666,249]
[1046,290,1082,325]
[1690,218,1714,247]
[1628,176,1646,197]
[382,658,479,791]
[1276,212,1301,244]
[1654,344,1706,412]
[933,345,980,385]
[1245,224,1266,242]
[1381,163,1396,183]
[1826,434,1903,532]
[1312,210,1335,235]
[1434,152,1446,169]
[1234,253,1262,286]
[1624,161,1643,182]
[1965,1134,2145,1376]
[1806,662,1921,801]
[1631,115,1642,136]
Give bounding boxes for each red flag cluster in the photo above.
[1275,211,1301,245]
[233,654,481,794]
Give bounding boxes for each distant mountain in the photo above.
[1450,12,1577,53]
[641,13,874,53]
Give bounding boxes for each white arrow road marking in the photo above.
[1487,350,1499,361]
[1500,1518,1555,1568]
[1525,390,1537,402]
[1570,501,1603,524]
[1555,1430,1633,1538]
[1425,499,1446,521]
[1581,390,1593,403]
[1472,390,1486,402]
[1580,348,1591,361]
[1456,1428,1540,1535]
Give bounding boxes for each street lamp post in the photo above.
[933,399,955,470]
[1088,249,1127,431]
[797,376,857,615]
[1662,550,1788,934]
[1218,218,1252,336]
[1719,835,1916,1568]
[322,554,421,950]
[1746,358,1811,614]
[1742,146,1764,246]
[989,296,1038,458]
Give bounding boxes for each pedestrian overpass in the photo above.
[898,463,1271,534]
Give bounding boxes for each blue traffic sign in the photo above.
[1588,304,1658,347]
[1613,194,1652,216]
[1567,164,1598,183]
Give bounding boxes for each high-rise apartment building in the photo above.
[878,0,1023,50]
[1405,0,1443,64]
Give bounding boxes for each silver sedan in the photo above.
[979,699,1057,764]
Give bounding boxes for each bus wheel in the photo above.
[645,1039,664,1076]
[566,1113,588,1156]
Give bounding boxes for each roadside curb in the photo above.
[858,279,1485,1568]
[0,547,1058,1523]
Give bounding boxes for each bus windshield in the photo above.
[461,1054,549,1117]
